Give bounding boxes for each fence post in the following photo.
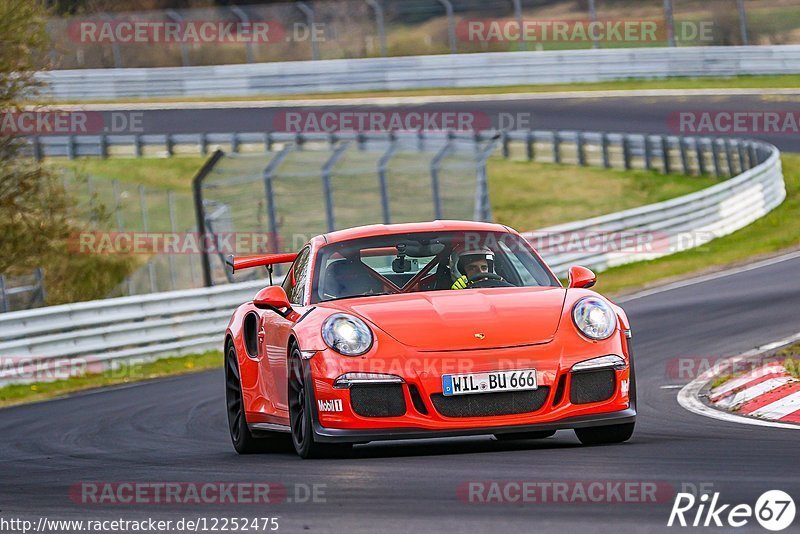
[0,275,7,313]
[430,140,452,219]
[112,179,124,230]
[99,133,108,158]
[139,185,157,293]
[230,5,256,63]
[365,0,387,57]
[321,143,350,232]
[644,135,653,170]
[32,136,43,161]
[511,0,524,50]
[663,0,676,47]
[67,135,76,159]
[737,0,749,45]
[501,131,510,159]
[601,132,611,168]
[34,267,46,306]
[199,133,208,155]
[134,134,143,157]
[167,191,178,291]
[577,132,586,166]
[262,145,293,253]
[436,0,457,54]
[377,137,397,224]
[166,134,175,157]
[622,135,632,170]
[661,136,671,174]
[166,10,190,66]
[192,149,226,287]
[296,3,321,60]
[526,130,534,161]
[231,132,240,153]
[100,13,123,67]
[588,0,599,49]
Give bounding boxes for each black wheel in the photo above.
[288,347,352,459]
[225,342,289,454]
[494,430,556,441]
[574,422,635,445]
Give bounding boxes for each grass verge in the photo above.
[45,75,800,105]
[0,350,222,408]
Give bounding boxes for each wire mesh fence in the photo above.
[46,0,797,69]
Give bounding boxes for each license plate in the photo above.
[441,369,537,396]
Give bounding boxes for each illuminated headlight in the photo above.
[572,297,617,340]
[571,355,627,373]
[322,313,373,356]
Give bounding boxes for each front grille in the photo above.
[349,384,407,417]
[430,387,550,418]
[570,369,616,404]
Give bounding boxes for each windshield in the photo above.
[311,231,559,303]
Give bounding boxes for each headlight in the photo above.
[572,297,617,340]
[322,313,373,356]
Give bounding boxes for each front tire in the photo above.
[288,347,352,459]
[225,342,289,454]
[574,422,635,445]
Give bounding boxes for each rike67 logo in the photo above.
[668,490,796,531]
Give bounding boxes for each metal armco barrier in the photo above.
[0,131,785,386]
[39,45,800,100]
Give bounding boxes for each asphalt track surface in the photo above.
[88,93,800,151]
[1,253,799,533]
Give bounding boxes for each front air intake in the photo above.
[570,369,616,404]
[349,384,407,417]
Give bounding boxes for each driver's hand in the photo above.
[451,275,468,290]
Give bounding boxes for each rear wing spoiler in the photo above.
[226,253,298,274]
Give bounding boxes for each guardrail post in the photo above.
[552,131,561,164]
[99,134,108,158]
[577,132,586,166]
[644,135,653,170]
[601,133,611,168]
[661,136,671,174]
[192,149,225,287]
[0,274,7,313]
[265,132,273,152]
[526,130,534,161]
[737,141,747,172]
[231,133,240,153]
[67,135,76,159]
[501,131,510,159]
[134,134,143,157]
[377,137,397,224]
[436,0,457,54]
[749,143,759,168]
[694,138,706,175]
[711,139,723,177]
[365,0,387,57]
[724,139,736,177]
[622,135,632,170]
[679,138,690,175]
[321,143,350,231]
[199,133,208,155]
[430,140,451,219]
[166,134,175,157]
[296,3,320,60]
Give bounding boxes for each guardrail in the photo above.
[39,45,800,100]
[0,129,785,386]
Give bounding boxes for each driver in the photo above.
[450,246,496,290]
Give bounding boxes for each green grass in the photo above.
[44,75,800,105]
[0,350,222,408]
[487,157,719,231]
[48,157,207,191]
[594,153,800,296]
[777,342,800,379]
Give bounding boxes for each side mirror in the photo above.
[568,265,597,289]
[253,286,292,312]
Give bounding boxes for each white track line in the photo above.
[34,88,800,112]
[677,332,800,430]
[748,390,800,420]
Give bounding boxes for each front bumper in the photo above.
[305,334,636,443]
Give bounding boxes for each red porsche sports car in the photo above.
[224,221,635,458]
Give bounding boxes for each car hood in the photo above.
[325,287,567,351]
